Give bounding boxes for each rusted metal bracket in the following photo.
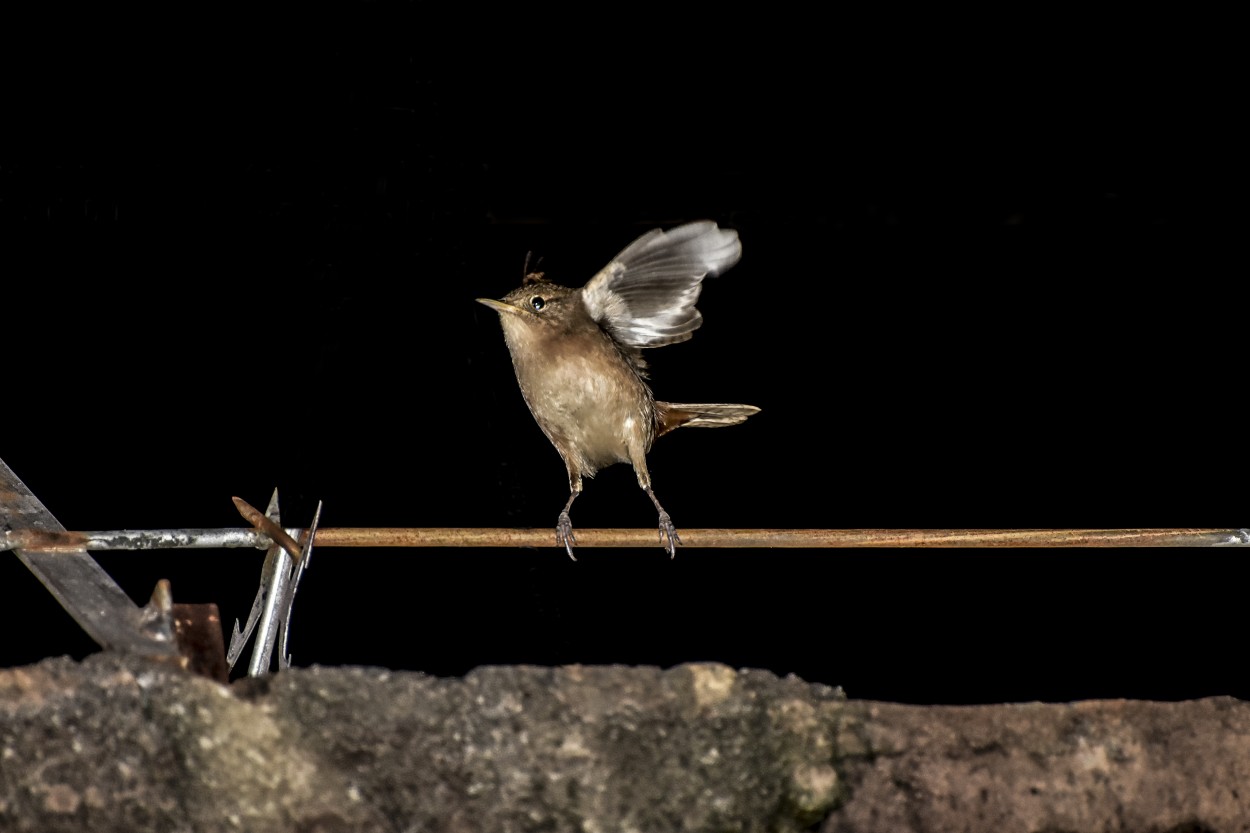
[1,456,226,676]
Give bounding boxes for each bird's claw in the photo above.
[657,511,681,558]
[556,511,577,560]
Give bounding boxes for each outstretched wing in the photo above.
[581,221,741,348]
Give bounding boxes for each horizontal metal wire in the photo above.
[3,527,1248,551]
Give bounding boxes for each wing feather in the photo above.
[581,221,741,348]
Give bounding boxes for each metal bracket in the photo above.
[2,456,180,659]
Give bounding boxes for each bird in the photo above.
[477,221,759,559]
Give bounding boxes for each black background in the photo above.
[2,21,1240,704]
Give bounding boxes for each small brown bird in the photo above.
[477,221,759,559]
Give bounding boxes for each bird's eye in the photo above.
[530,296,546,311]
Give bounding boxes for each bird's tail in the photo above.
[655,402,760,437]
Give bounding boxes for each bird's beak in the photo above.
[476,298,526,316]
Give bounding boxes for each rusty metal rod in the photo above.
[3,527,1248,551]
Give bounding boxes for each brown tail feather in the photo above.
[656,402,760,437]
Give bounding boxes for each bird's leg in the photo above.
[630,446,681,558]
[556,491,579,560]
[644,487,681,558]
[557,469,582,560]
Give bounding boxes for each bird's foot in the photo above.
[556,512,577,561]
[657,511,681,558]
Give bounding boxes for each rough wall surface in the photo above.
[1,654,1247,832]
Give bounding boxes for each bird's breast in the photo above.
[505,329,655,471]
